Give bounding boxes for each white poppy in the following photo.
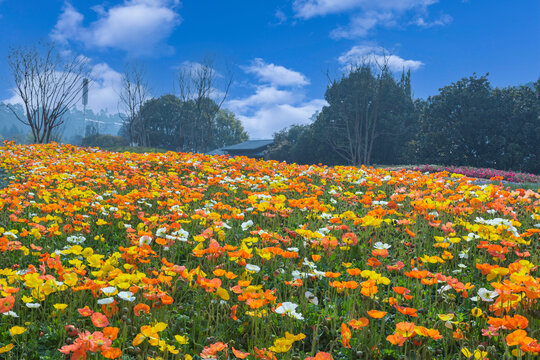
[476,288,499,302]
[245,264,260,273]
[373,242,391,250]
[3,311,19,317]
[139,235,153,246]
[156,227,167,237]
[97,297,115,305]
[101,286,117,294]
[117,291,136,302]
[241,220,253,231]
[275,302,304,320]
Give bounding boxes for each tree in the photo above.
[313,61,415,166]
[119,63,149,146]
[128,95,248,152]
[178,57,232,152]
[415,74,540,173]
[208,110,249,149]
[7,42,88,143]
[136,95,183,150]
[417,74,494,167]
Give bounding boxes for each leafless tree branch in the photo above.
[7,42,89,143]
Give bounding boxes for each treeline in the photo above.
[3,43,247,152]
[266,66,540,174]
[115,94,248,152]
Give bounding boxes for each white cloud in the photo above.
[51,0,181,56]
[228,86,301,112]
[87,62,123,113]
[3,92,21,106]
[330,11,393,39]
[338,45,424,71]
[415,14,453,28]
[293,0,437,18]
[274,9,287,24]
[227,59,325,139]
[237,99,327,139]
[177,60,222,78]
[50,3,83,44]
[292,0,447,38]
[242,58,309,87]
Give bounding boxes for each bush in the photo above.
[81,134,129,148]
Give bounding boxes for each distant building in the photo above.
[207,139,273,158]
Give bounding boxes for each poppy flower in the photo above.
[367,310,387,319]
[341,323,351,348]
[77,307,94,317]
[0,296,15,313]
[232,347,250,358]
[91,312,109,328]
[133,303,150,316]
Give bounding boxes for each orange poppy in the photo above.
[232,347,250,359]
[0,296,15,313]
[386,333,406,346]
[91,312,109,328]
[348,317,369,329]
[367,310,387,319]
[133,303,150,316]
[341,323,351,348]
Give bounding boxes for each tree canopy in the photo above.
[267,72,539,174]
[124,94,248,152]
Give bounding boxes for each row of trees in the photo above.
[415,76,539,173]
[117,59,247,152]
[5,42,248,152]
[119,95,247,151]
[266,64,539,174]
[4,42,538,173]
[267,64,418,166]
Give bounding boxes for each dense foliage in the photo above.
[0,142,538,359]
[121,95,248,153]
[267,73,539,174]
[416,76,539,173]
[81,134,129,149]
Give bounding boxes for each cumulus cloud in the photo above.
[242,59,309,87]
[51,0,181,56]
[228,86,301,113]
[237,99,327,139]
[292,0,448,38]
[338,45,424,71]
[87,62,123,113]
[227,59,325,139]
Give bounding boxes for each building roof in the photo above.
[221,139,273,151]
[206,148,227,156]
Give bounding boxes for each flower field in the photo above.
[0,142,539,360]
[411,165,540,184]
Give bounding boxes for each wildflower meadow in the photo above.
[0,141,538,360]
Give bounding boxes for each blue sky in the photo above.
[0,0,539,138]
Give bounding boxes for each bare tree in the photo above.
[7,42,88,143]
[177,56,232,152]
[119,63,150,146]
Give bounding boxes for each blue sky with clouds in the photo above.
[0,0,539,138]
